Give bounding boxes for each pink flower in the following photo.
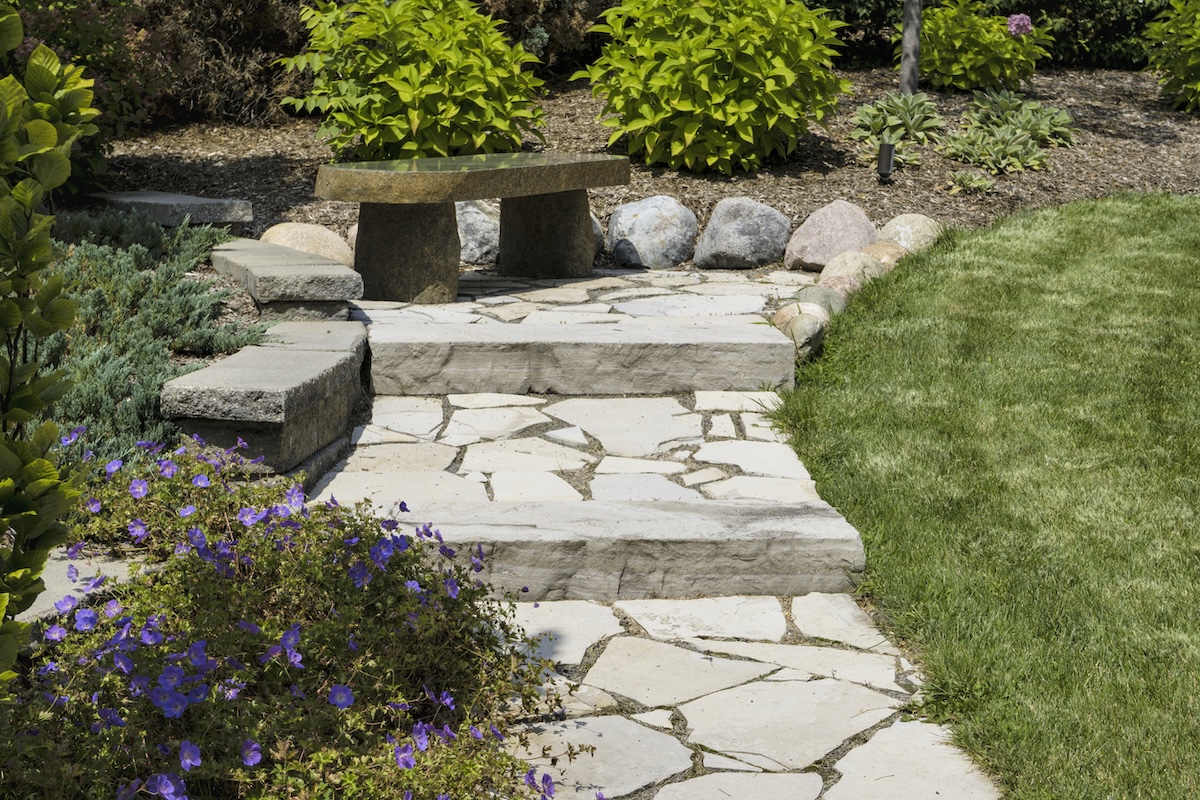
[1008,13,1033,36]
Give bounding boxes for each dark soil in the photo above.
[103,68,1200,240]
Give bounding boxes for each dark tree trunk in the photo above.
[899,0,921,94]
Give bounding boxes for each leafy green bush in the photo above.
[280,0,545,161]
[43,211,265,463]
[900,0,1053,91]
[4,441,557,798]
[939,90,1074,174]
[577,0,850,174]
[479,0,615,70]
[849,91,945,166]
[1145,0,1200,112]
[982,0,1168,69]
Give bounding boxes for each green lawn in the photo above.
[773,194,1200,799]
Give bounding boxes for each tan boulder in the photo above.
[261,222,354,266]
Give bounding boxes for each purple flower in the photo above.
[129,479,149,499]
[444,577,459,600]
[74,609,97,632]
[192,474,210,488]
[281,624,301,650]
[237,620,261,634]
[328,684,354,709]
[114,652,134,674]
[286,649,304,669]
[67,542,85,559]
[61,426,85,446]
[180,740,201,771]
[38,661,57,675]
[66,564,78,583]
[470,725,483,739]
[104,600,123,617]
[438,690,456,710]
[128,519,148,543]
[159,459,178,478]
[394,744,415,769]
[85,498,101,513]
[54,595,77,614]
[116,779,142,800]
[187,640,208,667]
[1008,13,1033,36]
[146,772,187,800]
[286,485,304,509]
[490,724,504,741]
[179,505,196,518]
[525,768,538,789]
[158,665,186,690]
[348,636,358,652]
[542,773,556,797]
[149,688,188,718]
[82,574,106,592]
[349,561,372,589]
[290,684,305,699]
[45,624,67,642]
[413,723,429,752]
[241,739,262,766]
[105,459,123,477]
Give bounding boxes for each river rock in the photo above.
[694,197,790,269]
[820,251,886,284]
[861,240,909,272]
[260,222,354,266]
[784,314,825,361]
[457,200,501,264]
[795,285,847,315]
[784,200,877,271]
[606,195,697,268]
[879,213,942,252]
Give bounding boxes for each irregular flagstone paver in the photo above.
[519,311,622,324]
[679,679,899,769]
[655,773,822,800]
[702,752,761,772]
[479,301,546,321]
[615,597,787,641]
[514,715,693,800]
[694,390,782,413]
[543,426,590,448]
[514,601,624,664]
[742,411,786,442]
[352,306,483,325]
[706,414,736,438]
[490,471,583,502]
[310,470,487,510]
[589,474,703,502]
[438,406,552,446]
[594,456,686,475]
[369,396,444,439]
[513,286,592,304]
[694,440,811,480]
[764,270,817,286]
[350,424,417,445]
[536,673,620,718]
[596,287,680,302]
[684,640,904,693]
[632,709,674,729]
[447,392,547,408]
[460,439,596,472]
[682,282,785,298]
[612,293,766,317]
[338,442,457,472]
[544,398,702,457]
[584,637,775,707]
[565,277,629,291]
[792,593,899,653]
[552,302,614,313]
[824,719,1001,800]
[680,467,728,486]
[702,476,821,503]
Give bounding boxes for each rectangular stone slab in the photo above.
[369,321,795,395]
[315,152,630,204]
[212,239,363,303]
[91,190,252,227]
[393,500,864,600]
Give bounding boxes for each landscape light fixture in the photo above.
[877,142,895,182]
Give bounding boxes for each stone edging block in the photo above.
[212,238,364,306]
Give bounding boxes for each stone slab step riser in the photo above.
[398,500,863,601]
[369,323,795,395]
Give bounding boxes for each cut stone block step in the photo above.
[388,500,863,600]
[369,320,795,395]
[211,238,364,320]
[161,321,366,471]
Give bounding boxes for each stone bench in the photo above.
[315,152,629,304]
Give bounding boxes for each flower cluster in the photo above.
[1007,13,1033,37]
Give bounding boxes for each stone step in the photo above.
[211,238,364,320]
[368,319,796,395]
[91,190,252,234]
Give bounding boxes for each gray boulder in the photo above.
[879,213,942,252]
[456,200,501,264]
[784,200,877,271]
[693,197,790,269]
[592,213,604,258]
[606,195,697,268]
[819,251,886,284]
[795,285,847,316]
[783,314,825,362]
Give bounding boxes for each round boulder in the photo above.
[772,302,802,330]
[693,197,791,269]
[879,213,942,252]
[784,199,877,271]
[592,213,604,258]
[784,314,825,362]
[861,240,909,272]
[818,273,864,302]
[606,195,697,268]
[820,251,885,284]
[456,200,501,264]
[795,284,847,315]
[260,222,354,266]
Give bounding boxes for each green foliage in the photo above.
[1146,0,1200,112]
[940,90,1074,174]
[981,0,1169,69]
[0,4,92,702]
[577,0,850,175]
[849,90,945,167]
[479,0,615,70]
[946,170,997,194]
[280,0,545,161]
[43,211,265,463]
[899,0,1053,91]
[5,442,554,798]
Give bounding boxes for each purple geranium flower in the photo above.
[328,684,354,709]
[66,564,78,583]
[159,459,178,478]
[146,772,187,800]
[128,519,148,543]
[104,600,123,617]
[179,505,196,518]
[85,498,101,513]
[1008,13,1033,36]
[444,577,459,600]
[180,740,201,771]
[45,624,67,643]
[241,739,262,766]
[74,609,98,632]
[54,595,77,614]
[394,744,415,769]
[129,479,149,499]
[105,459,123,477]
[192,474,210,488]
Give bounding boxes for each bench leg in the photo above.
[498,190,594,279]
[355,202,459,303]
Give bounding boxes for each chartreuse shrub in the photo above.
[42,210,266,464]
[940,89,1076,174]
[2,439,560,799]
[576,0,850,174]
[1145,0,1200,112]
[0,3,95,701]
[280,0,545,160]
[900,0,1053,91]
[849,91,945,167]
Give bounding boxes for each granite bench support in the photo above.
[315,153,629,304]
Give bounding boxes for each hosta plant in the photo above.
[576,0,850,174]
[962,89,1076,146]
[898,0,1053,90]
[1145,0,1200,112]
[280,0,545,160]
[849,90,945,166]
[940,123,1047,173]
[946,170,998,194]
[940,90,1074,174]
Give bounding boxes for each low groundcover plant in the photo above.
[2,437,559,799]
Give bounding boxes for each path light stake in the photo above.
[877,142,895,183]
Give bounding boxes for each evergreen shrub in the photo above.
[577,0,850,174]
